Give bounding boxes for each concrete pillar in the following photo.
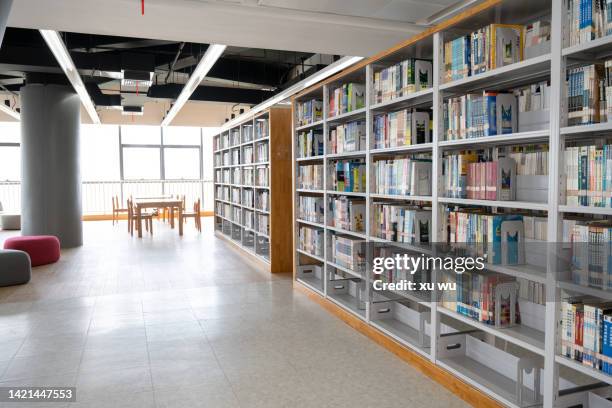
[20,84,83,248]
[0,0,13,48]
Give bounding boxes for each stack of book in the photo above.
[565,143,612,207]
[568,220,612,288]
[242,189,254,208]
[443,151,477,198]
[373,109,431,148]
[444,24,523,82]
[297,164,323,190]
[508,146,549,176]
[222,151,230,166]
[242,125,253,143]
[329,197,365,232]
[331,234,365,272]
[297,99,323,126]
[561,300,612,373]
[566,0,612,47]
[328,83,365,117]
[517,277,546,305]
[297,196,324,223]
[298,226,324,257]
[446,210,525,265]
[372,204,431,243]
[255,118,269,139]
[243,146,253,164]
[232,168,241,184]
[328,120,366,154]
[257,213,269,235]
[230,130,240,146]
[242,168,253,186]
[443,92,517,140]
[567,64,606,126]
[297,129,324,158]
[373,58,433,104]
[256,167,269,187]
[523,215,548,241]
[440,270,519,326]
[221,186,230,201]
[256,141,269,162]
[373,157,432,196]
[232,187,240,204]
[330,159,366,192]
[256,190,269,211]
[232,149,240,165]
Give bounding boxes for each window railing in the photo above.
[0,180,213,215]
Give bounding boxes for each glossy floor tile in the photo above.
[0,219,471,407]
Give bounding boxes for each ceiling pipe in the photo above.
[165,42,185,83]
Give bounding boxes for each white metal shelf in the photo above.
[370,319,431,358]
[558,205,612,216]
[370,193,433,202]
[370,88,434,112]
[326,190,366,197]
[370,143,433,155]
[296,248,325,263]
[558,281,612,301]
[326,225,368,239]
[327,260,363,279]
[326,150,367,159]
[438,130,549,149]
[555,355,612,386]
[562,35,612,58]
[438,197,548,211]
[296,120,324,131]
[296,189,325,194]
[560,121,612,136]
[296,219,325,229]
[326,107,367,124]
[296,155,324,162]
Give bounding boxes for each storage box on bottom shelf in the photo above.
[297,264,324,292]
[557,387,612,408]
[370,300,431,355]
[242,229,255,250]
[231,223,242,241]
[328,277,366,318]
[255,235,269,259]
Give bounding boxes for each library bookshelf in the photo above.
[291,0,612,407]
[213,107,292,273]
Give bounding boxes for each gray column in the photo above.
[0,0,13,48]
[20,84,83,248]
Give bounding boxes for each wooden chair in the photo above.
[127,198,154,236]
[180,199,201,232]
[112,196,128,225]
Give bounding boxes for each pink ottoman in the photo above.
[3,236,60,267]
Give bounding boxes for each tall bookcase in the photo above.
[213,107,292,273]
[292,1,612,407]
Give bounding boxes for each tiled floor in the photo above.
[0,219,470,408]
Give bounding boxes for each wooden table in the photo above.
[133,198,183,238]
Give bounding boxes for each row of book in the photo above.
[255,167,269,187]
[508,146,549,176]
[373,109,431,149]
[443,92,517,140]
[297,99,323,126]
[440,270,519,326]
[216,186,229,201]
[331,234,365,272]
[243,146,253,164]
[371,204,431,243]
[256,190,269,212]
[244,210,254,230]
[255,118,269,139]
[298,226,324,258]
[230,129,240,146]
[328,83,365,117]
[517,277,546,305]
[516,81,551,115]
[561,300,612,374]
[330,160,366,193]
[567,64,608,126]
[297,164,323,190]
[297,129,323,158]
[372,157,432,196]
[566,0,612,47]
[297,196,324,224]
[242,189,254,208]
[443,153,517,200]
[231,187,240,205]
[232,206,241,224]
[446,210,525,265]
[255,141,269,162]
[232,168,241,184]
[232,150,240,165]
[568,220,612,289]
[524,215,548,241]
[329,120,366,154]
[565,143,612,207]
[329,197,365,233]
[257,214,269,235]
[243,168,254,186]
[373,58,432,104]
[242,125,253,143]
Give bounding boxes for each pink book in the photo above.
[486,161,497,200]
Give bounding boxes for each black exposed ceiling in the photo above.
[0,28,333,108]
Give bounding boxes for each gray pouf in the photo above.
[0,214,21,230]
[0,249,31,286]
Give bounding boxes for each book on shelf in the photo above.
[517,277,546,305]
[242,189,254,208]
[298,225,324,257]
[330,159,366,193]
[230,129,240,146]
[255,118,269,139]
[256,190,269,212]
[224,203,231,218]
[221,133,229,149]
[242,125,253,143]
[257,213,269,235]
[373,58,433,104]
[329,196,365,233]
[297,164,323,190]
[446,210,525,265]
[568,220,612,289]
[244,210,254,229]
[523,215,548,241]
[561,299,612,374]
[515,81,551,133]
[567,63,606,126]
[373,108,432,148]
[329,120,366,154]
[256,166,269,187]
[331,234,365,272]
[373,157,432,196]
[243,145,253,164]
[328,82,365,117]
[297,99,323,126]
[222,169,230,184]
[256,141,269,162]
[215,202,223,216]
[444,24,524,83]
[231,187,240,205]
[232,167,241,184]
[242,167,253,186]
[524,20,551,58]
[565,143,612,207]
[443,91,517,140]
[297,129,324,158]
[232,206,241,224]
[566,0,612,47]
[222,151,230,166]
[298,196,324,224]
[372,203,431,243]
[374,246,432,290]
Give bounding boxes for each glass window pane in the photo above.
[123,147,160,180]
[164,148,200,179]
[0,122,20,143]
[121,125,161,145]
[81,124,120,181]
[202,132,213,181]
[0,146,20,181]
[163,126,201,145]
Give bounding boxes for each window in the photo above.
[121,125,161,145]
[122,147,161,180]
[164,148,201,180]
[81,125,120,181]
[163,126,201,146]
[0,122,20,143]
[0,146,20,181]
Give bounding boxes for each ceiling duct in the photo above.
[121,70,153,88]
[121,105,143,115]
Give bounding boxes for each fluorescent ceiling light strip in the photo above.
[39,30,101,124]
[161,44,226,126]
[0,103,20,120]
[220,55,363,132]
